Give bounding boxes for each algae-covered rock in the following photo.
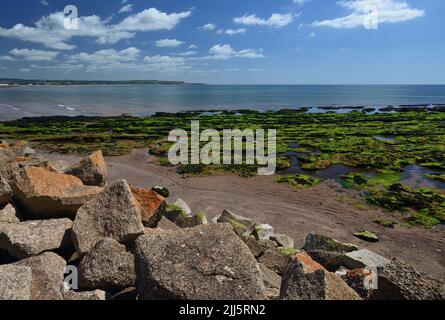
[354,231,379,242]
[253,224,274,241]
[303,234,359,253]
[277,174,321,189]
[217,209,257,236]
[151,186,170,198]
[270,234,294,249]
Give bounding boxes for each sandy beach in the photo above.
[44,148,445,281]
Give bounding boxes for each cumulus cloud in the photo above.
[9,48,59,61]
[207,44,264,60]
[201,23,216,31]
[68,47,141,64]
[155,39,184,48]
[0,8,192,50]
[40,0,49,6]
[233,13,294,28]
[217,28,247,35]
[0,55,15,61]
[312,0,424,28]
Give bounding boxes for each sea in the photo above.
[1,84,445,120]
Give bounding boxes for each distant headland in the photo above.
[0,78,197,86]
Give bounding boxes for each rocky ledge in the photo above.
[0,140,444,300]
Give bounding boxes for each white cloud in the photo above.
[188,44,198,49]
[20,68,31,72]
[233,13,294,28]
[40,0,49,6]
[313,0,424,29]
[293,0,310,5]
[9,48,59,61]
[201,23,216,31]
[68,47,141,68]
[176,51,197,56]
[0,55,15,61]
[207,44,264,60]
[156,39,184,48]
[143,55,189,72]
[119,4,133,14]
[217,28,247,35]
[0,8,191,50]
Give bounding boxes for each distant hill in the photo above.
[0,78,189,86]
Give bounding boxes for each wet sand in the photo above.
[45,149,445,281]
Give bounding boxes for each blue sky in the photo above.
[0,0,443,84]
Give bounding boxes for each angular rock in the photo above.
[63,289,108,300]
[135,223,267,300]
[304,234,359,253]
[259,263,282,291]
[280,252,361,300]
[241,235,264,258]
[0,203,21,223]
[253,224,274,240]
[175,212,208,228]
[0,264,33,300]
[10,166,102,218]
[342,268,376,300]
[78,238,136,291]
[72,179,145,255]
[0,218,72,259]
[342,249,390,270]
[370,259,445,300]
[270,234,294,249]
[156,216,180,230]
[258,249,291,276]
[0,176,12,206]
[217,209,256,236]
[14,252,66,300]
[152,186,170,198]
[307,250,344,272]
[174,198,192,216]
[66,150,107,187]
[130,185,165,227]
[354,231,379,242]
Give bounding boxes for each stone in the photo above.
[217,209,256,236]
[152,186,170,198]
[0,203,21,223]
[270,234,294,249]
[354,231,379,242]
[175,212,208,228]
[342,268,376,300]
[163,203,190,222]
[130,185,165,227]
[72,179,145,256]
[342,249,390,271]
[64,289,108,300]
[135,223,267,300]
[303,234,359,253]
[253,224,274,240]
[258,249,291,276]
[66,150,107,187]
[23,147,36,157]
[156,215,180,230]
[0,176,12,206]
[241,235,264,258]
[78,238,136,291]
[259,263,282,290]
[370,259,445,300]
[307,250,344,272]
[0,264,33,300]
[0,219,73,259]
[14,252,66,300]
[280,252,361,300]
[174,198,192,216]
[10,166,102,219]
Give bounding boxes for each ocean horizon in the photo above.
[1,84,445,120]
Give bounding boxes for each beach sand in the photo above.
[44,148,445,281]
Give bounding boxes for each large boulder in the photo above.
[303,234,358,253]
[71,180,145,256]
[13,252,66,300]
[342,249,390,270]
[216,209,257,236]
[0,264,33,300]
[78,238,136,291]
[10,166,102,219]
[0,203,21,223]
[66,150,107,187]
[280,252,361,300]
[307,250,344,272]
[0,219,72,259]
[130,185,165,227]
[135,223,267,300]
[0,176,12,206]
[370,259,445,300]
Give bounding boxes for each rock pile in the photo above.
[0,141,444,300]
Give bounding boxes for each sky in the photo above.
[0,0,444,84]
